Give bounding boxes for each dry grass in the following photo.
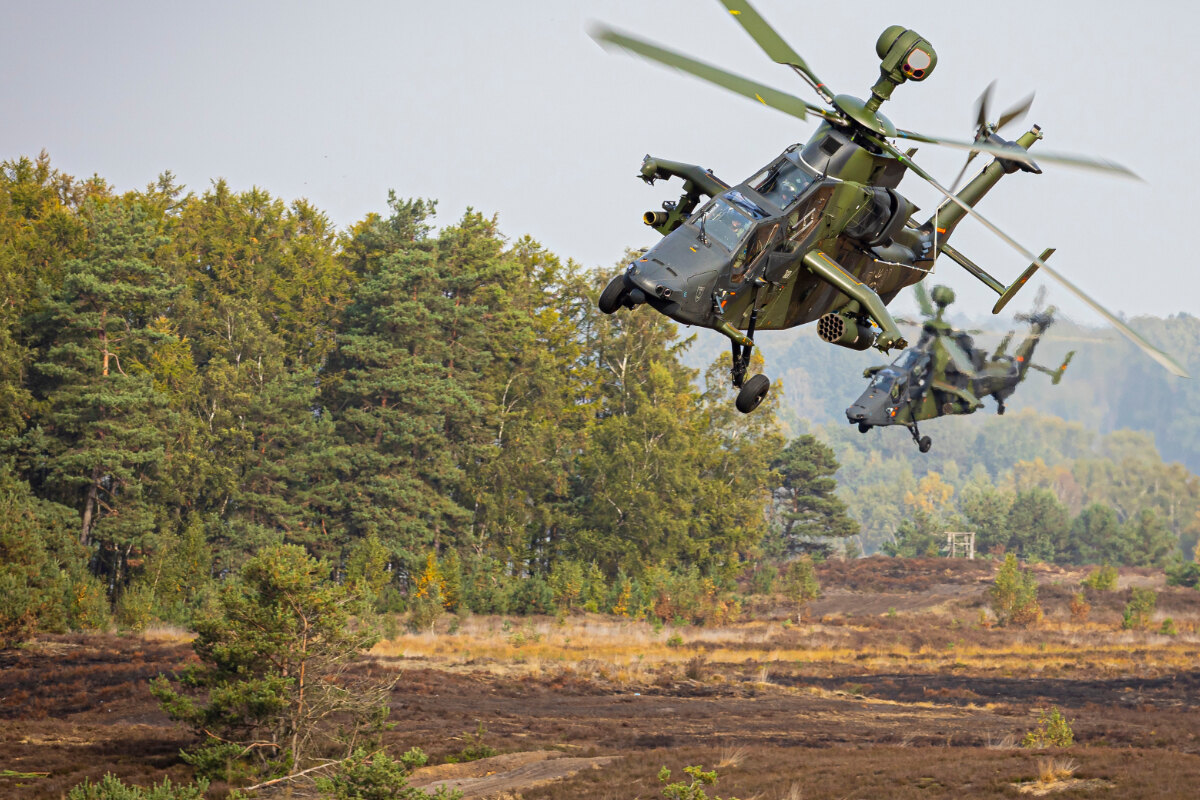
[367,613,1200,687]
[1037,757,1079,784]
[717,744,749,768]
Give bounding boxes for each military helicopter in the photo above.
[591,0,1187,414]
[846,283,1074,452]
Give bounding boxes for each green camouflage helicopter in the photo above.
[591,0,1187,414]
[846,283,1074,452]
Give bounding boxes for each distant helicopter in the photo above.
[591,0,1186,414]
[846,284,1073,452]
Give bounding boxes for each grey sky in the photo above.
[3,0,1197,330]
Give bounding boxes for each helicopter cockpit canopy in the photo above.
[691,192,765,252]
[750,155,815,210]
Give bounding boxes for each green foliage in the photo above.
[445,723,497,763]
[66,774,208,800]
[882,509,941,558]
[1121,587,1157,630]
[151,544,384,775]
[1166,559,1200,589]
[1021,707,1074,748]
[0,154,1193,629]
[0,465,88,645]
[316,748,461,800]
[1081,564,1119,592]
[399,747,428,772]
[768,434,858,555]
[989,554,1042,627]
[1159,617,1178,636]
[657,765,741,800]
[780,556,820,605]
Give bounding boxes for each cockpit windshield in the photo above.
[692,199,753,252]
[870,368,904,395]
[892,348,929,373]
[752,157,814,209]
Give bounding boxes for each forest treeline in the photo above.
[0,153,1196,640]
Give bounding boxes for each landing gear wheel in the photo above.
[858,422,871,434]
[598,274,628,315]
[735,374,770,414]
[918,436,932,453]
[997,402,1006,416]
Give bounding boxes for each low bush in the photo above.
[1121,587,1157,630]
[1082,564,1118,592]
[1021,706,1074,749]
[316,749,461,800]
[658,764,741,800]
[66,774,208,800]
[990,554,1042,627]
[1166,560,1200,589]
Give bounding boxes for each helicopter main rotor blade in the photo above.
[913,282,934,318]
[941,336,979,377]
[996,92,1035,132]
[871,136,1189,378]
[589,25,837,123]
[893,129,1140,178]
[717,0,833,103]
[975,81,996,131]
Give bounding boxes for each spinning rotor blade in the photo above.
[949,84,1035,192]
[590,26,836,122]
[913,282,934,318]
[941,336,978,377]
[996,92,1035,132]
[717,0,833,102]
[975,81,996,130]
[893,129,1140,178]
[870,136,1189,378]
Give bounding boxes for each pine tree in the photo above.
[770,434,859,556]
[22,197,177,587]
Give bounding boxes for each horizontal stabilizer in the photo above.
[993,249,1054,314]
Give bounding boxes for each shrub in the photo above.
[115,582,157,632]
[445,723,497,763]
[1021,707,1074,748]
[1165,560,1200,589]
[151,544,387,777]
[989,554,1042,627]
[666,632,684,648]
[399,747,428,772]
[1160,617,1178,636]
[509,574,554,615]
[658,764,741,800]
[316,748,461,800]
[780,556,820,605]
[1082,564,1118,592]
[66,774,208,800]
[1121,587,1157,630]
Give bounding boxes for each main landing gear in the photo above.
[908,420,933,453]
[729,303,771,414]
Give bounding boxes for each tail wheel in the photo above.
[598,275,628,315]
[735,374,770,413]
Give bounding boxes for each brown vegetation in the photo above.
[3,559,1199,799]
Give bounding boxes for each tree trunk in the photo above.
[80,466,101,545]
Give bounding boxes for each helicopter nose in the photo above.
[626,261,682,301]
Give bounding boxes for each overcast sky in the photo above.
[3,0,1197,333]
